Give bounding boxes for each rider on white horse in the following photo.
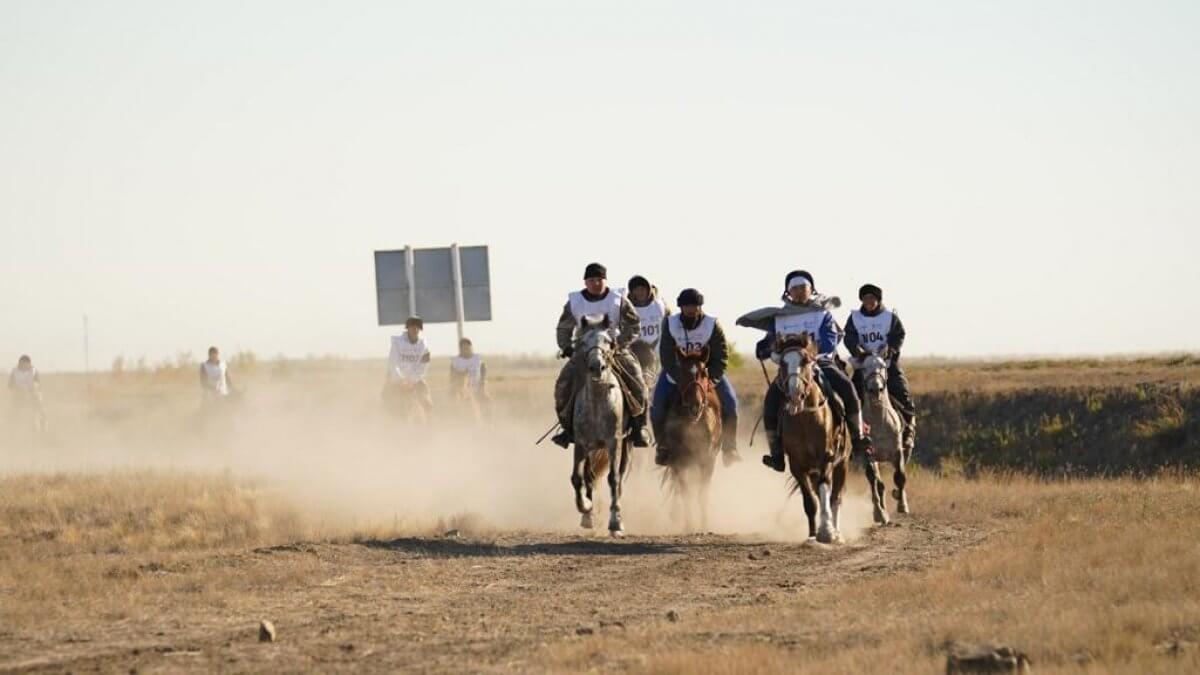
[8,354,46,427]
[622,275,670,378]
[755,270,874,472]
[845,283,916,449]
[387,316,434,413]
[552,263,651,449]
[651,288,742,465]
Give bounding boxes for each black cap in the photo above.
[784,270,816,290]
[676,288,704,307]
[405,316,424,329]
[627,275,650,292]
[859,284,882,301]
[584,262,607,280]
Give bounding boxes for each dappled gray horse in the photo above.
[570,316,633,537]
[854,353,910,522]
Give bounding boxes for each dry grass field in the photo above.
[1,356,1197,673]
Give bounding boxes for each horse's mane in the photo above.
[776,333,815,355]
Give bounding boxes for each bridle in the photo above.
[779,346,826,413]
[678,360,711,422]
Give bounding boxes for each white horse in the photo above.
[854,353,911,522]
[570,315,634,537]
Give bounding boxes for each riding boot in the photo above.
[551,410,573,448]
[761,429,785,473]
[849,412,874,456]
[901,414,917,451]
[720,414,742,466]
[630,413,651,448]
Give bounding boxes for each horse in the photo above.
[381,380,430,424]
[449,373,484,424]
[776,333,852,543]
[570,315,634,537]
[659,346,722,532]
[855,353,910,519]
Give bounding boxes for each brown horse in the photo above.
[776,334,851,543]
[660,346,722,532]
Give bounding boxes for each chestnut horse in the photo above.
[776,333,851,543]
[660,346,722,532]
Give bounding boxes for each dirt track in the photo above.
[2,514,982,674]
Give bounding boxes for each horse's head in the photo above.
[776,333,821,414]
[675,345,711,421]
[860,353,890,396]
[578,314,615,381]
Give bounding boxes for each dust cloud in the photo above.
[1,363,873,542]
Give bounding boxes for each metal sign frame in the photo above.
[374,244,491,340]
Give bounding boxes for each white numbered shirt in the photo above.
[667,314,716,353]
[451,354,484,389]
[849,309,895,354]
[633,298,667,347]
[389,336,430,382]
[9,367,38,390]
[567,290,624,339]
[774,310,835,358]
[200,361,229,396]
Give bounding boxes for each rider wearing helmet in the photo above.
[845,283,916,449]
[755,270,873,472]
[551,263,651,449]
[651,288,741,466]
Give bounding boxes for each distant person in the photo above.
[622,275,671,383]
[551,262,650,449]
[845,283,917,449]
[8,354,47,430]
[450,338,489,406]
[386,316,433,414]
[198,347,234,402]
[651,288,741,466]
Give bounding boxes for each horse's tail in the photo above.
[587,447,611,483]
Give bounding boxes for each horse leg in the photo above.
[698,454,716,533]
[799,475,818,541]
[863,459,890,526]
[831,459,847,535]
[815,471,838,544]
[573,450,594,529]
[893,459,910,514]
[677,471,693,533]
[607,438,625,537]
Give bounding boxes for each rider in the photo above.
[551,262,651,449]
[623,275,670,377]
[8,355,46,427]
[387,316,433,413]
[198,347,234,401]
[756,270,873,472]
[845,283,916,449]
[651,288,742,466]
[450,337,488,402]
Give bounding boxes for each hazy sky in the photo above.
[2,1,1197,371]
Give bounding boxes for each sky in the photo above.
[1,1,1197,371]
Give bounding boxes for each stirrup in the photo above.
[761,453,785,472]
[551,430,572,448]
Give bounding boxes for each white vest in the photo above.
[9,367,37,390]
[389,336,430,382]
[850,309,895,354]
[774,310,831,355]
[451,354,484,388]
[668,314,716,353]
[568,290,624,337]
[633,299,667,346]
[200,361,228,396]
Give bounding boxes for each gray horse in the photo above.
[854,353,910,523]
[570,315,634,537]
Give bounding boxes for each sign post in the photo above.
[450,243,467,342]
[374,244,491,332]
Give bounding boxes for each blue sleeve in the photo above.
[817,312,838,355]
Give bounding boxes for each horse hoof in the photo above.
[580,513,594,529]
[609,529,625,539]
[816,528,835,544]
[898,500,910,515]
[873,509,890,526]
